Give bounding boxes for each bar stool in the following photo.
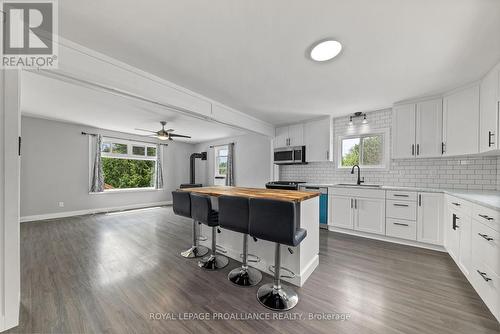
[191,193,229,270]
[249,198,307,311]
[172,191,209,258]
[218,195,262,287]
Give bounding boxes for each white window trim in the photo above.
[336,128,390,171]
[89,137,161,193]
[214,145,228,179]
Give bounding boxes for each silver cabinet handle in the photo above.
[451,202,461,206]
[393,204,409,207]
[416,144,420,156]
[411,144,415,156]
[418,194,422,207]
[350,198,353,209]
[477,270,492,282]
[393,194,409,197]
[394,222,409,227]
[354,199,357,209]
[478,214,494,221]
[478,233,494,241]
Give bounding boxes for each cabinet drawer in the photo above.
[472,222,500,276]
[472,204,500,232]
[470,261,499,319]
[386,200,417,220]
[386,218,417,241]
[386,190,417,201]
[446,196,472,216]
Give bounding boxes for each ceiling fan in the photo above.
[135,121,191,141]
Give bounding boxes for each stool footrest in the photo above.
[268,265,296,279]
[216,245,227,253]
[240,253,260,263]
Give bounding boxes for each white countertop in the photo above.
[302,183,500,211]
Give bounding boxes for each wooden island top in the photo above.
[179,186,319,203]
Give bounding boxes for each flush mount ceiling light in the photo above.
[309,39,342,62]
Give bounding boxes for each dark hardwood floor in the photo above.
[7,206,500,334]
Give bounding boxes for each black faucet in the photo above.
[351,165,364,185]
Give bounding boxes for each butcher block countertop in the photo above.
[179,186,319,203]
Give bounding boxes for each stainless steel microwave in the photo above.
[273,146,306,165]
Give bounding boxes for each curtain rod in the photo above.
[209,142,234,148]
[81,132,169,146]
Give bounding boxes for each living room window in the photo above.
[100,139,158,191]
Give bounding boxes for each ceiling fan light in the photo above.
[157,135,169,141]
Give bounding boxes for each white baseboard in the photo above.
[328,226,446,252]
[20,201,172,223]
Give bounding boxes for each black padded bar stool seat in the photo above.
[191,193,228,270]
[172,191,208,258]
[218,195,262,287]
[249,198,307,311]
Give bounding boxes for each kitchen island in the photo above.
[180,186,319,286]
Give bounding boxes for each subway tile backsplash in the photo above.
[280,109,499,191]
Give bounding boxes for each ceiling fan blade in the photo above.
[135,128,157,133]
[168,133,191,138]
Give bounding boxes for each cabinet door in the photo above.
[304,118,331,162]
[330,195,354,229]
[458,215,472,276]
[479,67,499,152]
[288,124,304,146]
[274,126,288,148]
[416,99,443,158]
[443,85,480,156]
[354,197,386,235]
[392,104,416,159]
[445,207,461,262]
[417,193,443,245]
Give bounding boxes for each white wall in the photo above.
[194,133,272,188]
[20,116,196,219]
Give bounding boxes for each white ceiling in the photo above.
[58,0,500,125]
[20,71,246,143]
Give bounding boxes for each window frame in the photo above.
[336,128,390,170]
[95,138,160,193]
[214,145,229,181]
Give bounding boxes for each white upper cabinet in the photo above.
[288,124,304,146]
[274,124,304,148]
[393,99,442,159]
[479,64,500,152]
[392,104,416,159]
[274,126,289,148]
[416,99,443,158]
[443,84,480,156]
[303,117,332,162]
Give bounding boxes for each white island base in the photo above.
[199,196,319,287]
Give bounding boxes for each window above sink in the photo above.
[336,128,390,170]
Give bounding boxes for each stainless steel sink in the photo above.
[337,183,382,188]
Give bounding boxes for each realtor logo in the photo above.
[1,0,58,68]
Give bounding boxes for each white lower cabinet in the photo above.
[330,195,354,229]
[329,188,385,236]
[355,197,386,235]
[417,193,443,245]
[444,197,500,321]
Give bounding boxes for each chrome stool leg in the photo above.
[228,234,262,286]
[257,244,298,311]
[181,220,209,258]
[198,227,229,270]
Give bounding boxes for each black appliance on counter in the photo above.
[265,181,306,190]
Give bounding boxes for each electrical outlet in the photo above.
[58,202,64,208]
